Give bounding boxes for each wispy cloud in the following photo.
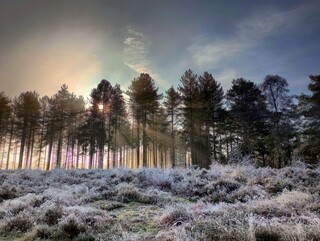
[122,26,169,89]
[188,41,249,66]
[188,2,318,68]
[123,26,151,73]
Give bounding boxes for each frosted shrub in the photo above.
[275,190,312,207]
[0,184,18,202]
[35,225,53,239]
[2,213,33,233]
[0,160,319,240]
[157,205,191,227]
[251,217,320,241]
[231,185,268,203]
[59,214,86,239]
[116,183,157,204]
[118,169,135,183]
[44,205,63,225]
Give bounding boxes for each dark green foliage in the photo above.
[164,86,181,168]
[14,91,41,169]
[90,79,113,169]
[178,69,201,166]
[45,85,85,169]
[0,92,12,140]
[127,73,162,167]
[198,72,224,167]
[299,75,320,163]
[0,71,318,170]
[227,78,268,156]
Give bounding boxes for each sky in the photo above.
[0,0,319,99]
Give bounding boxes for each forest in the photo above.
[0,71,319,170]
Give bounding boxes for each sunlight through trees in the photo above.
[0,72,319,170]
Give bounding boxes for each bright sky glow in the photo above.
[0,0,319,98]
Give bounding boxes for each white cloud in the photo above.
[123,26,152,73]
[122,26,169,90]
[188,40,249,67]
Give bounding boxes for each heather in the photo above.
[0,161,319,240]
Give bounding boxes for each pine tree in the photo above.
[198,72,224,167]
[110,84,127,168]
[227,78,268,157]
[127,73,162,167]
[90,79,113,169]
[299,75,320,163]
[14,91,40,169]
[0,92,12,169]
[178,69,200,167]
[163,86,181,168]
[46,85,83,169]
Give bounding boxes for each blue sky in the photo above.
[0,0,319,98]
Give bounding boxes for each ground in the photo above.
[0,162,319,241]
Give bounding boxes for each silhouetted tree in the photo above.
[178,69,200,166]
[14,91,40,169]
[227,78,268,156]
[198,72,224,168]
[0,92,11,142]
[299,75,320,163]
[110,84,127,168]
[0,92,12,169]
[46,85,83,169]
[90,79,113,169]
[37,96,50,169]
[163,86,181,168]
[127,73,162,167]
[261,75,294,167]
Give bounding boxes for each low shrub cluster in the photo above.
[0,161,319,240]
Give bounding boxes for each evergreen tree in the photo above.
[90,79,113,169]
[0,92,12,169]
[227,78,268,156]
[37,96,50,169]
[198,72,224,167]
[46,85,83,169]
[110,84,127,168]
[299,75,320,163]
[127,73,162,167]
[163,86,181,168]
[14,91,40,169]
[178,69,200,167]
[0,92,12,145]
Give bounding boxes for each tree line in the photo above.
[0,71,319,170]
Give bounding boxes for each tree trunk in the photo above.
[56,130,63,168]
[46,138,53,171]
[18,120,28,169]
[6,119,14,170]
[136,121,140,168]
[29,127,36,169]
[142,114,147,167]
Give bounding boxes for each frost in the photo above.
[0,162,319,240]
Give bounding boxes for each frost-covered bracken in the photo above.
[0,161,319,240]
